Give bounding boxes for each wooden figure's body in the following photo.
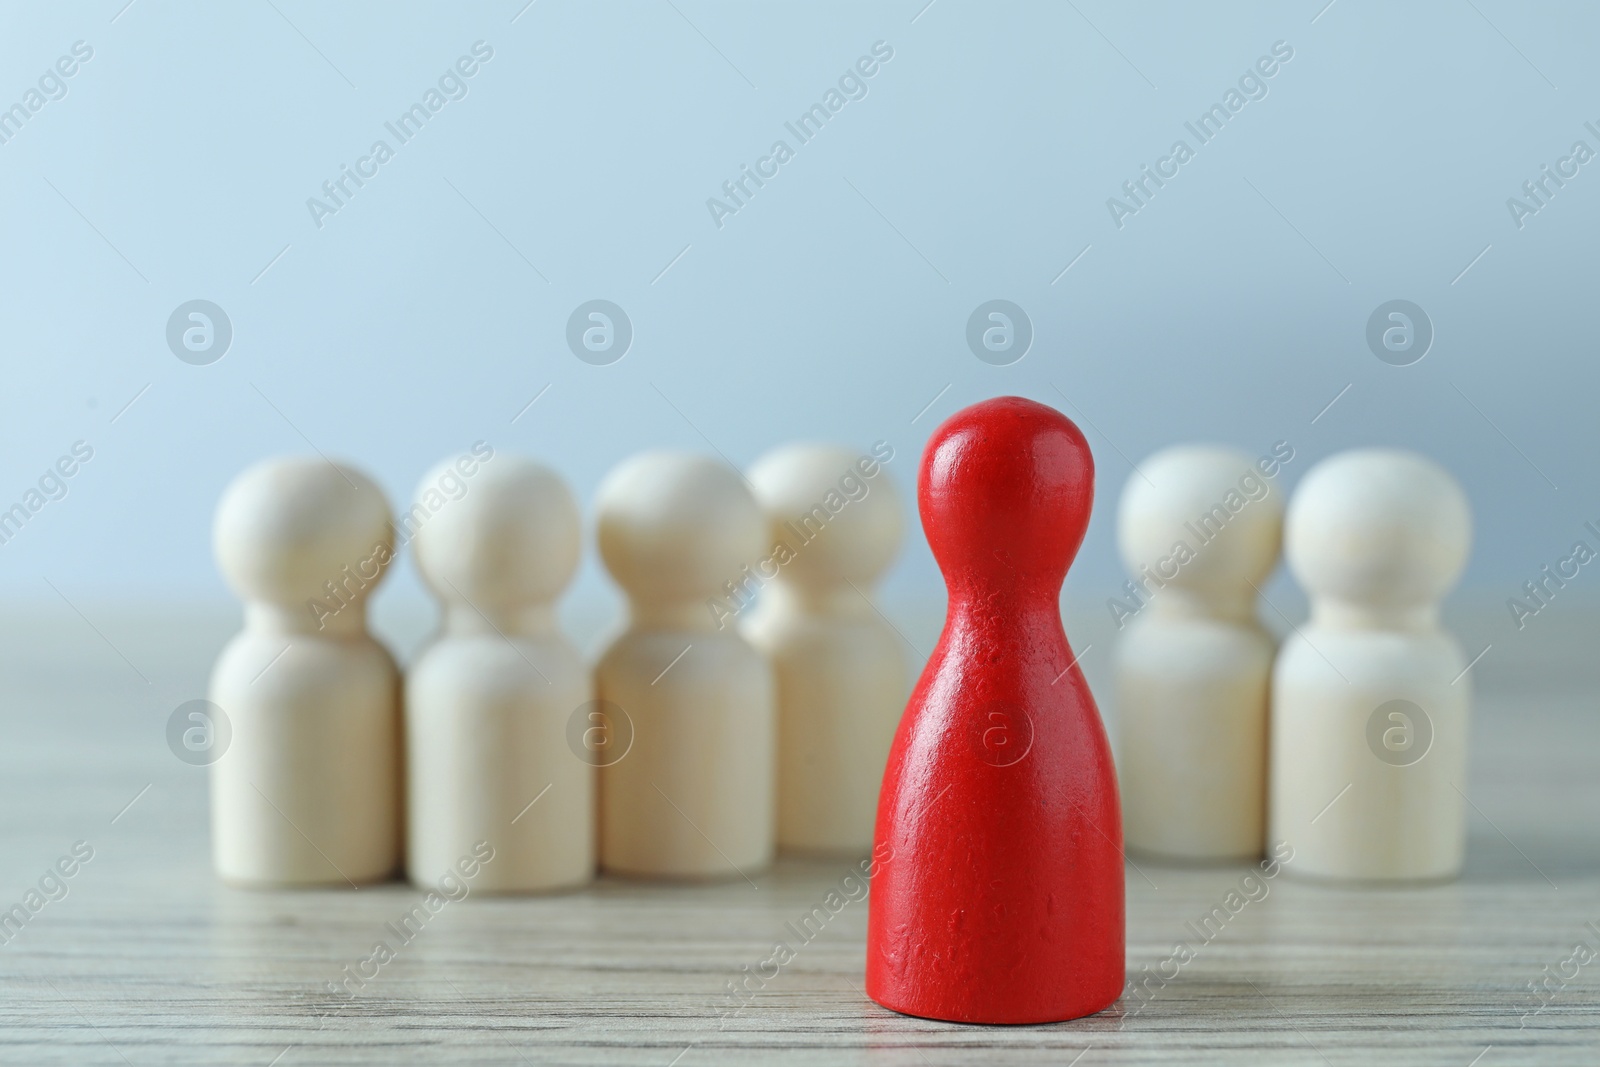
[1115,445,1283,861]
[595,452,776,879]
[406,450,593,892]
[867,396,1123,1025]
[209,458,401,886]
[1270,449,1472,882]
[743,442,906,854]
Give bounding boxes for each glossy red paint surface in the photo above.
[865,395,1124,1024]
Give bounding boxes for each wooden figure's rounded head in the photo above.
[596,451,765,602]
[214,457,393,606]
[920,395,1093,591]
[1117,444,1283,594]
[747,443,902,586]
[1286,448,1471,608]
[411,454,580,611]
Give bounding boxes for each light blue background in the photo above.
[0,1,1593,626]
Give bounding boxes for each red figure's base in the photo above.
[865,396,1124,1025]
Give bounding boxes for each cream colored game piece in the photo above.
[594,452,775,879]
[209,458,401,886]
[1270,449,1472,882]
[1114,445,1283,862]
[741,442,906,854]
[406,449,592,892]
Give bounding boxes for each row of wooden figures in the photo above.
[207,436,1471,890]
[1118,443,1473,882]
[209,441,907,889]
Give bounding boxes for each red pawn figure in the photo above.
[866,395,1124,1024]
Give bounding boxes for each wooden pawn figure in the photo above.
[595,452,775,879]
[742,442,906,854]
[210,458,401,886]
[406,451,592,892]
[1270,449,1472,881]
[867,396,1122,1024]
[1115,445,1284,861]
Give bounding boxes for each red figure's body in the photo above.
[866,395,1124,1024]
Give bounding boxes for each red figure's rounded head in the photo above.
[920,396,1094,593]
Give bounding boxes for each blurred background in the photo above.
[0,0,1593,683]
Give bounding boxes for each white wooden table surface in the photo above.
[0,601,1594,1065]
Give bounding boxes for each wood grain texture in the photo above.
[0,605,1595,1064]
